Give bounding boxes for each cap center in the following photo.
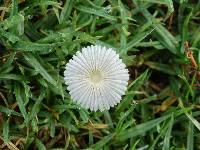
[89,70,103,84]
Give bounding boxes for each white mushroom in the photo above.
[64,45,129,111]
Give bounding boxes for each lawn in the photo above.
[0,0,200,149]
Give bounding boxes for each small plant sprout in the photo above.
[64,45,129,111]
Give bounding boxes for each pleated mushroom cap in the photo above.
[64,45,129,111]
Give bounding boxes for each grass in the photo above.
[0,0,200,149]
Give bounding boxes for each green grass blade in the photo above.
[179,99,200,131]
[91,134,115,149]
[60,0,73,24]
[145,61,177,75]
[116,114,171,141]
[128,69,150,91]
[2,118,9,143]
[116,69,150,111]
[29,92,45,121]
[142,9,178,54]
[0,106,22,117]
[180,8,193,53]
[187,121,194,150]
[192,27,200,47]
[14,83,29,124]
[35,138,46,150]
[23,53,57,86]
[14,41,54,54]
[142,0,174,15]
[120,25,154,54]
[162,115,174,150]
[10,0,18,16]
[76,5,117,21]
